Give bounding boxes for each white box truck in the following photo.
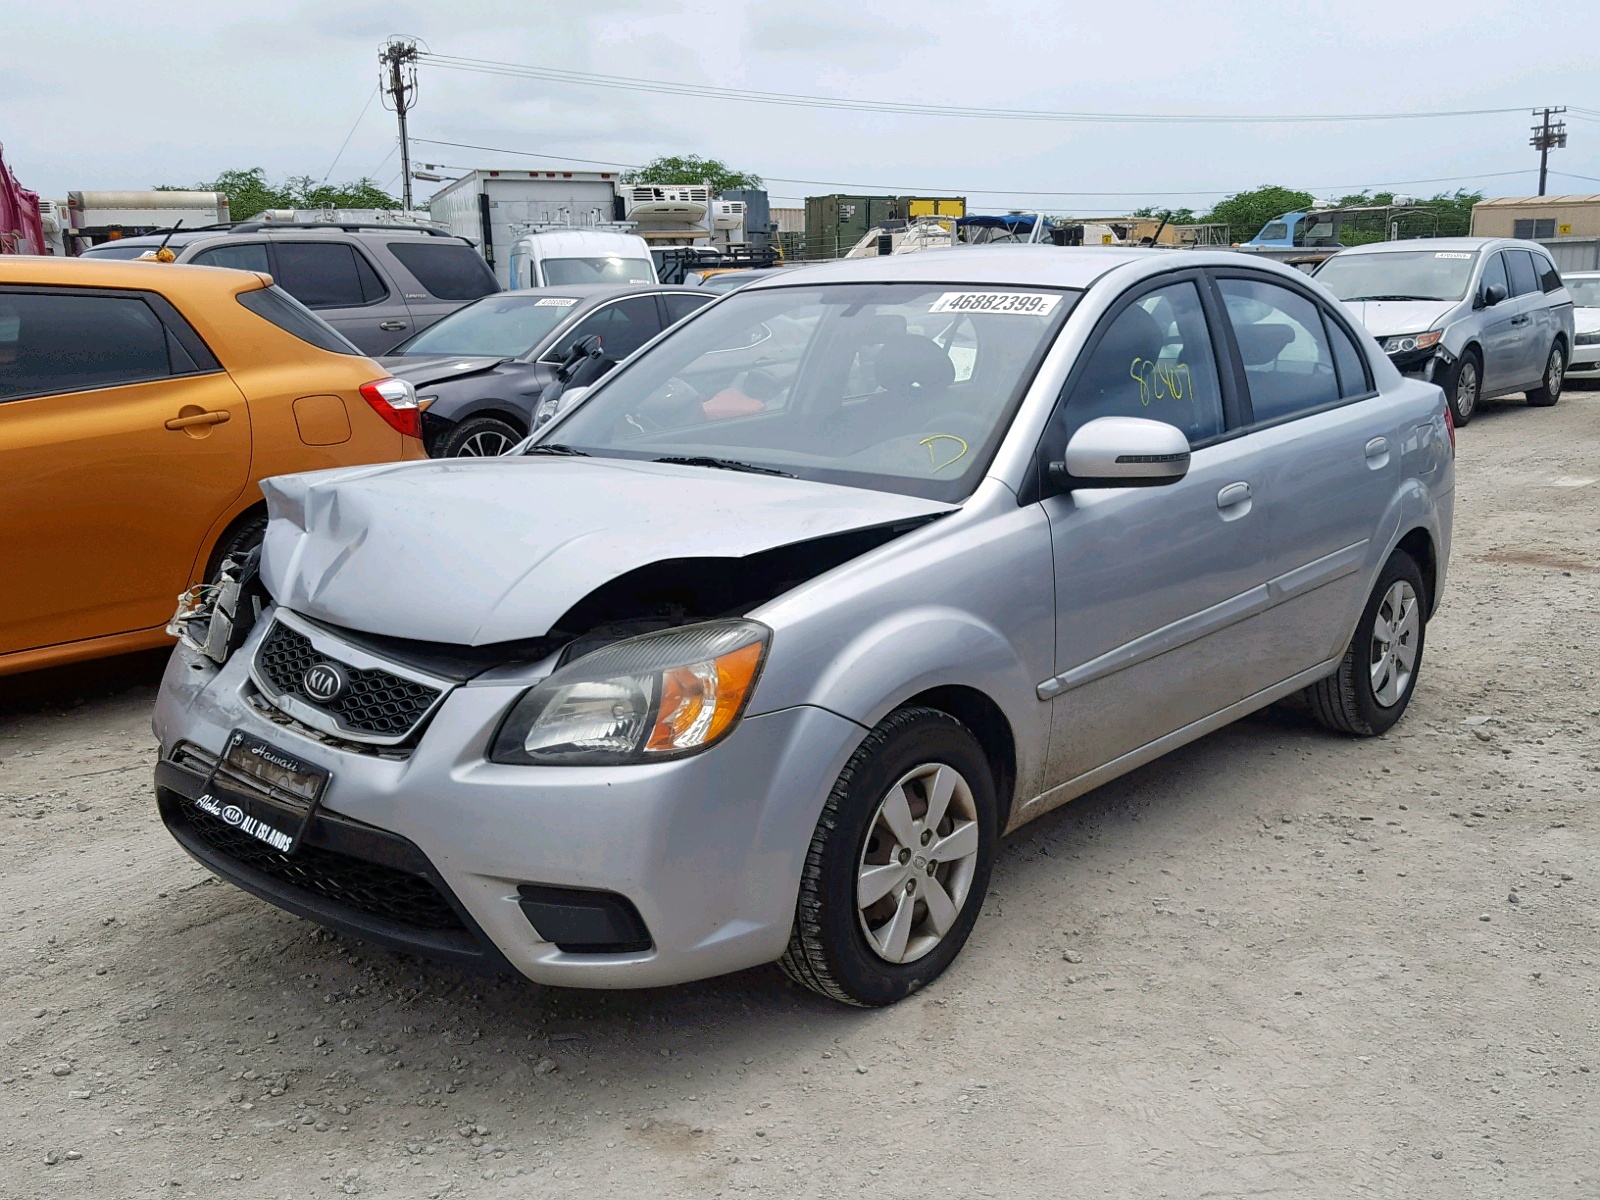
[427,169,629,289]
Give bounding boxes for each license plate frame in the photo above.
[195,730,331,855]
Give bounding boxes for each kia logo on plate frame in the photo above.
[301,662,349,703]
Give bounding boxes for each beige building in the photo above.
[1470,194,1600,239]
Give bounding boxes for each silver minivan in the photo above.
[1314,237,1573,425]
[154,248,1454,1007]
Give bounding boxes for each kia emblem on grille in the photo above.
[302,662,349,703]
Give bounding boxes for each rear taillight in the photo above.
[359,377,421,439]
[1443,398,1456,455]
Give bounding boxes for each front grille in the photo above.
[179,796,464,932]
[257,621,441,738]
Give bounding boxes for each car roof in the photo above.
[1328,237,1550,257]
[0,255,268,298]
[84,226,469,251]
[734,245,1337,293]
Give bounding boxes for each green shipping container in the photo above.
[803,195,969,259]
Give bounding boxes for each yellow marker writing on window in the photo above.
[1129,357,1193,406]
[918,434,968,471]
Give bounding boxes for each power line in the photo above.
[416,52,1543,126]
[410,139,1530,199]
[322,85,380,183]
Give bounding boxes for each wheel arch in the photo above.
[898,685,1018,833]
[1394,526,1438,617]
[202,499,269,582]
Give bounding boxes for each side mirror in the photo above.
[1048,416,1191,491]
[1481,283,1507,308]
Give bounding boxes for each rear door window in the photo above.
[1216,277,1340,423]
[189,243,270,273]
[1324,313,1373,399]
[272,242,387,308]
[662,292,716,325]
[1505,250,1541,297]
[386,242,499,301]
[0,291,173,400]
[1536,255,1563,293]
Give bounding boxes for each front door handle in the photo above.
[378,320,408,331]
[1217,481,1252,510]
[164,409,230,430]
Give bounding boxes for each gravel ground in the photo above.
[2,388,1596,1200]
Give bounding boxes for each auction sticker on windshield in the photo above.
[1435,252,1473,259]
[534,297,579,307]
[929,291,1062,315]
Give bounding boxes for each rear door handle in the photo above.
[1365,436,1389,458]
[164,410,230,430]
[1216,481,1252,509]
[378,320,408,331]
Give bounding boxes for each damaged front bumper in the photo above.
[152,613,868,989]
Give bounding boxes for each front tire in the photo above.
[438,415,524,458]
[1526,341,1565,407]
[1304,550,1427,737]
[1442,349,1481,426]
[780,708,997,1007]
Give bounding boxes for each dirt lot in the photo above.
[3,389,1597,1200]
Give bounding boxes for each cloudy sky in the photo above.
[4,0,1599,216]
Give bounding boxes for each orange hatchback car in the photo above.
[0,257,426,676]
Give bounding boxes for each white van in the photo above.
[507,229,658,289]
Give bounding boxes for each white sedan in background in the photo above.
[1567,272,1600,381]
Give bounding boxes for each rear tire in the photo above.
[1526,342,1565,407]
[438,416,524,458]
[1442,349,1480,426]
[205,512,267,583]
[1304,550,1427,737]
[779,708,997,1007]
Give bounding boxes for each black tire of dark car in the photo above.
[1303,550,1428,737]
[780,707,998,1007]
[205,511,268,583]
[1442,348,1481,426]
[1526,341,1565,407]
[438,415,525,458]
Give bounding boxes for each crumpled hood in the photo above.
[259,457,952,645]
[1345,299,1458,339]
[379,354,509,388]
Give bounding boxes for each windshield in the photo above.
[542,256,655,286]
[393,295,581,357]
[543,282,1077,501]
[1256,222,1290,242]
[1315,249,1479,302]
[1566,278,1600,307]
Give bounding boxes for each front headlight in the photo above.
[1383,331,1442,355]
[490,620,770,765]
[1575,330,1600,346]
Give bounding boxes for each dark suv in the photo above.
[81,222,500,354]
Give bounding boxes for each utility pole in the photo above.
[380,38,420,210]
[1530,107,1567,196]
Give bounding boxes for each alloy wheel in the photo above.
[856,762,981,964]
[1455,360,1478,420]
[1369,580,1420,708]
[458,429,516,457]
[1546,346,1565,398]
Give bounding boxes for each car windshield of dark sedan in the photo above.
[1315,250,1479,302]
[542,256,656,286]
[395,295,582,357]
[1566,278,1600,307]
[543,282,1078,501]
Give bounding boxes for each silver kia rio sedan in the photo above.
[154,247,1454,1006]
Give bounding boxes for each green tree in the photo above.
[621,155,763,192]
[158,168,400,221]
[1199,185,1317,243]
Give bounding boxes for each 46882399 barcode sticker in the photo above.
[534,297,579,306]
[928,291,1062,316]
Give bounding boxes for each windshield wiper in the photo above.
[654,455,795,477]
[523,443,590,457]
[1342,294,1439,302]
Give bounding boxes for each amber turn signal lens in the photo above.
[646,641,764,754]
